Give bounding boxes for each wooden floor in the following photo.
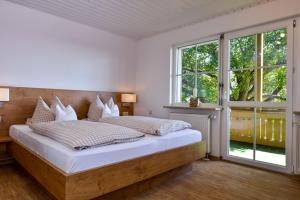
[1,161,300,200]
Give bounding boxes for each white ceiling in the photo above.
[6,0,273,39]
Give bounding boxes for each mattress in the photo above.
[9,125,202,174]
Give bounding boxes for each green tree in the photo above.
[229,35,255,101]
[181,41,219,103]
[180,28,287,103]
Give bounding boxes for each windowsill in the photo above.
[163,104,222,111]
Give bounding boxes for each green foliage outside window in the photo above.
[180,41,219,103]
[177,28,287,104]
[229,28,287,102]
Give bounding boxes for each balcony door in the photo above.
[221,20,294,173]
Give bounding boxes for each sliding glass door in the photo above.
[222,21,294,172]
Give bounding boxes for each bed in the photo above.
[10,125,202,174]
[2,87,206,200]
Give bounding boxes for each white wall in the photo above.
[135,0,300,117]
[0,1,136,92]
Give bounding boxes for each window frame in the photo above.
[227,28,288,103]
[221,19,294,174]
[171,35,222,105]
[223,22,292,108]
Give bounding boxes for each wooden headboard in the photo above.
[0,86,134,137]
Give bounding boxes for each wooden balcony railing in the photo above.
[230,110,285,148]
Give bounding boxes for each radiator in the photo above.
[169,113,211,153]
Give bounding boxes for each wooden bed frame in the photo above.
[1,86,206,200]
[10,140,205,200]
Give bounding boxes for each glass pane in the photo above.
[229,107,254,160]
[179,45,196,75]
[229,69,254,101]
[197,73,218,103]
[181,74,195,103]
[262,66,287,102]
[197,40,219,72]
[255,108,286,166]
[263,28,287,66]
[230,34,256,69]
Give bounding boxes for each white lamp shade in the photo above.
[0,88,9,101]
[121,94,136,103]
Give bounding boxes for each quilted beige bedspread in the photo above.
[99,116,191,136]
[30,120,145,150]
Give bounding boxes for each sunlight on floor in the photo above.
[229,149,286,166]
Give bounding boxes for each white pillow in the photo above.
[103,97,119,117]
[55,105,77,122]
[111,104,120,117]
[107,97,115,109]
[50,96,65,113]
[88,96,105,121]
[101,104,119,118]
[101,104,113,118]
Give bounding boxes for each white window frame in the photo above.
[221,19,294,174]
[171,35,221,106]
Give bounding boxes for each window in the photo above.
[173,28,287,105]
[174,39,220,104]
[226,26,290,167]
[229,28,287,102]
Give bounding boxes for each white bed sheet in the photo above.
[9,125,202,174]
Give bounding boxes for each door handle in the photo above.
[223,91,227,101]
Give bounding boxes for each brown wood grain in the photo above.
[0,86,133,137]
[2,160,300,200]
[66,141,205,200]
[0,136,13,165]
[95,164,192,200]
[10,141,67,200]
[0,136,12,143]
[10,139,205,200]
